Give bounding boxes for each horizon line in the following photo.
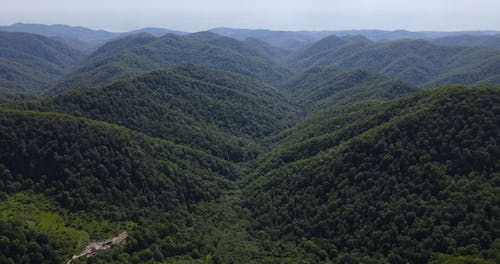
[2,22,500,34]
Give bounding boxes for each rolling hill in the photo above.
[0,87,36,104]
[210,27,499,50]
[48,32,291,94]
[210,27,334,50]
[10,64,298,162]
[1,22,499,264]
[245,86,500,263]
[290,37,500,87]
[0,107,240,263]
[0,23,187,52]
[253,66,419,176]
[432,34,500,49]
[282,65,418,111]
[0,31,85,93]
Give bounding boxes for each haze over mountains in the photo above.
[2,23,499,51]
[0,22,499,263]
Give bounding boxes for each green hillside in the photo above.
[1,23,500,264]
[10,64,298,162]
[245,86,500,263]
[282,65,418,111]
[0,108,240,263]
[432,34,500,49]
[242,37,291,63]
[0,31,85,93]
[49,32,291,94]
[288,35,371,65]
[255,66,418,178]
[0,87,36,104]
[290,37,500,87]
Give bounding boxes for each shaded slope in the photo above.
[11,64,298,162]
[245,86,500,263]
[0,31,85,93]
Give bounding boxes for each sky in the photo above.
[2,0,500,32]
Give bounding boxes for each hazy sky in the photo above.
[2,0,500,32]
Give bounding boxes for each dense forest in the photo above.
[0,25,499,263]
[9,64,298,162]
[0,32,84,93]
[246,86,500,263]
[289,36,500,88]
[47,32,292,94]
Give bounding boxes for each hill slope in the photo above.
[0,108,239,262]
[11,64,298,162]
[254,66,419,176]
[290,37,500,87]
[0,31,85,93]
[245,86,500,263]
[49,32,291,94]
[282,65,418,111]
[432,34,500,49]
[0,23,187,52]
[0,87,35,104]
[210,27,333,50]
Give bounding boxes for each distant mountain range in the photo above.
[1,23,499,51]
[1,24,500,95]
[47,31,291,94]
[0,31,85,93]
[0,23,187,51]
[289,35,500,88]
[211,27,500,50]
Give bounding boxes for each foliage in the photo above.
[49,32,291,94]
[1,28,500,263]
[245,86,500,263]
[290,37,500,88]
[10,64,298,162]
[0,109,237,215]
[0,31,84,93]
[432,34,500,50]
[0,87,36,104]
[282,65,418,111]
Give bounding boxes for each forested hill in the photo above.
[256,66,419,175]
[48,32,291,94]
[2,28,500,95]
[245,86,500,263]
[0,23,499,264]
[290,37,500,87]
[0,23,187,52]
[0,31,85,93]
[0,87,35,104]
[10,64,298,162]
[0,108,241,263]
[432,34,500,49]
[282,65,418,111]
